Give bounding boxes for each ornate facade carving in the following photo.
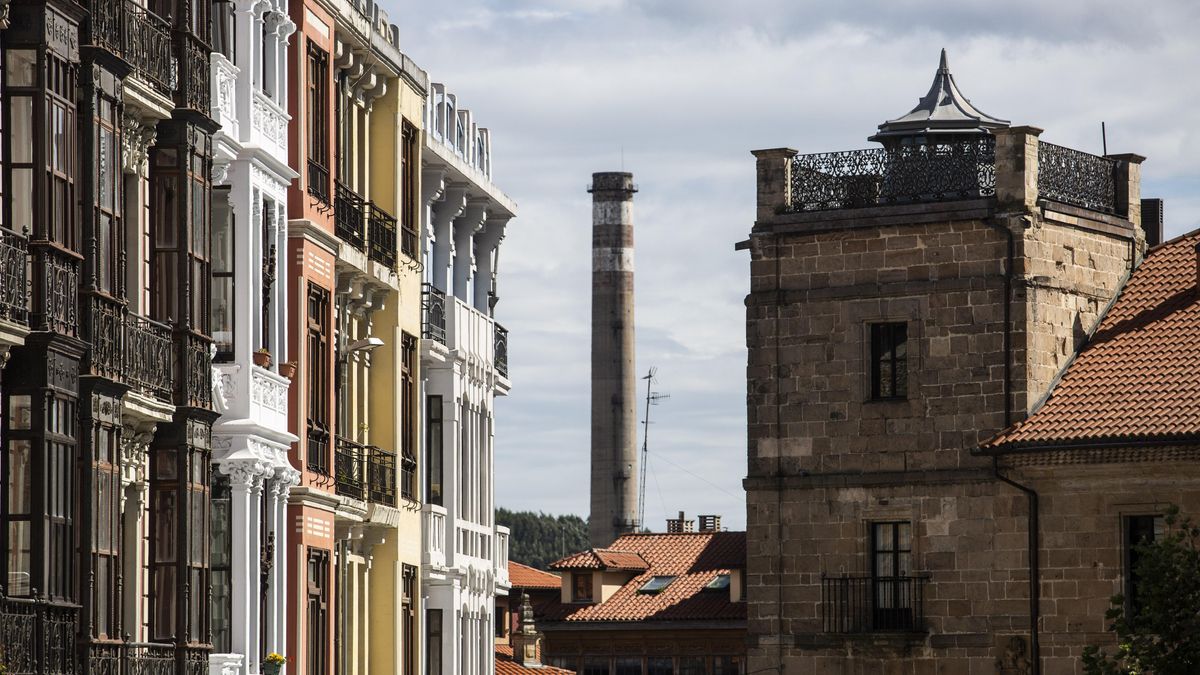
[121,113,157,175]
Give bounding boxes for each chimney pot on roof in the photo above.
[698,515,722,532]
[666,512,695,533]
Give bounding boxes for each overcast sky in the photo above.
[383,0,1200,532]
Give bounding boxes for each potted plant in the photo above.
[253,348,272,368]
[279,361,298,379]
[263,653,286,675]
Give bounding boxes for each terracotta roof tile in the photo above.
[549,548,649,572]
[495,644,574,675]
[985,230,1200,449]
[508,561,562,590]
[543,531,746,623]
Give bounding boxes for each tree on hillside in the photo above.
[496,508,589,570]
[1083,505,1200,674]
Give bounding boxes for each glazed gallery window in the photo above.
[871,521,915,630]
[401,333,417,500]
[425,395,443,505]
[573,573,593,602]
[210,473,233,652]
[211,187,234,360]
[4,394,34,598]
[870,322,908,400]
[92,88,124,295]
[91,417,122,638]
[305,42,330,203]
[307,549,330,675]
[1125,514,1165,618]
[400,121,419,259]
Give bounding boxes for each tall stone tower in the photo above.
[589,172,639,547]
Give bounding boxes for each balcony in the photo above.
[124,0,173,99]
[307,424,331,476]
[308,161,331,205]
[0,227,29,327]
[400,221,418,261]
[1038,141,1117,214]
[90,0,123,57]
[86,295,125,380]
[400,448,416,502]
[788,139,995,213]
[422,283,447,345]
[182,332,212,410]
[125,314,173,401]
[786,137,1120,216]
[367,203,398,270]
[30,246,79,338]
[335,181,366,251]
[494,323,509,377]
[82,641,176,675]
[335,437,397,507]
[423,504,447,570]
[821,575,927,634]
[335,436,366,500]
[0,596,79,675]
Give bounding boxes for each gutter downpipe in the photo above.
[982,213,1040,674]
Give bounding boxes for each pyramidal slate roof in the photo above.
[870,49,1009,142]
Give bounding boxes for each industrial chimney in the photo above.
[588,172,640,547]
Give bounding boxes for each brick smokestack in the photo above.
[589,172,639,547]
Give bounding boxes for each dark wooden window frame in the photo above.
[870,521,913,629]
[306,284,331,476]
[425,395,442,506]
[307,548,331,675]
[869,322,908,400]
[401,564,417,675]
[1124,514,1164,620]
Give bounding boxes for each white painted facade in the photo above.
[208,3,301,675]
[420,82,516,675]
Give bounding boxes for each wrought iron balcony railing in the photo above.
[494,322,508,377]
[126,313,173,401]
[124,0,173,98]
[335,181,366,252]
[1037,141,1118,214]
[127,642,175,675]
[0,227,28,326]
[335,436,366,500]
[821,575,927,634]
[788,139,996,213]
[178,34,210,112]
[422,283,447,345]
[90,0,124,57]
[307,160,331,205]
[32,246,79,338]
[307,424,331,476]
[400,222,418,261]
[0,595,79,675]
[86,294,125,381]
[182,332,212,410]
[368,446,397,507]
[367,203,398,270]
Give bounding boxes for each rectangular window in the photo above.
[211,187,234,360]
[210,473,233,652]
[646,658,673,675]
[871,521,914,630]
[613,658,640,675]
[581,659,610,675]
[92,420,121,638]
[400,122,418,259]
[401,564,417,675]
[712,656,741,675]
[306,285,331,475]
[307,549,330,675]
[401,333,417,499]
[573,573,593,602]
[426,608,442,675]
[870,322,908,400]
[305,43,330,203]
[678,657,706,675]
[1125,514,1165,619]
[425,395,443,505]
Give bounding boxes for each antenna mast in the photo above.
[637,367,669,531]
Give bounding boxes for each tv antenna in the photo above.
[637,367,669,531]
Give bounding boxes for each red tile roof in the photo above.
[550,548,649,572]
[495,644,574,675]
[543,531,746,623]
[508,561,561,590]
[985,230,1200,450]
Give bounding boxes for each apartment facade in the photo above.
[285,1,427,675]
[420,81,517,675]
[0,0,219,674]
[741,52,1174,673]
[206,0,302,674]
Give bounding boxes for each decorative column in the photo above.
[431,186,467,293]
[472,217,507,313]
[269,468,300,670]
[453,200,488,302]
[119,421,156,642]
[220,459,269,670]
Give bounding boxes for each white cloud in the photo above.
[387,0,1200,532]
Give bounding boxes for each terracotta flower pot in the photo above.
[279,362,297,379]
[253,350,271,368]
